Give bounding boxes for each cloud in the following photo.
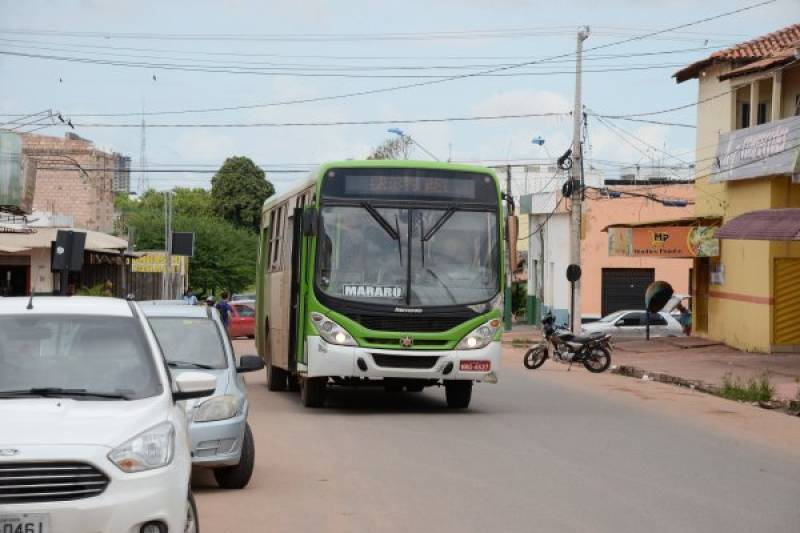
[473,89,571,117]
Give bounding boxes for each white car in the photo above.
[581,310,684,338]
[0,297,216,533]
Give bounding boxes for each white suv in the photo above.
[0,297,216,533]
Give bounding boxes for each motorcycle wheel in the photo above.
[523,345,548,369]
[583,346,611,373]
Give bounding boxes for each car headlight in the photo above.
[310,312,357,346]
[456,318,502,350]
[108,422,175,473]
[193,394,242,422]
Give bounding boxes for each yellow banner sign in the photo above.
[131,253,185,273]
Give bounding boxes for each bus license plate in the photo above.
[460,360,491,372]
[0,514,50,533]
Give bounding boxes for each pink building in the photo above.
[526,182,695,324]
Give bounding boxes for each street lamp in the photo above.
[387,128,440,162]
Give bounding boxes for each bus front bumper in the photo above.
[306,336,501,381]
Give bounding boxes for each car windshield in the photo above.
[599,310,628,323]
[316,206,499,307]
[0,315,161,400]
[148,317,228,369]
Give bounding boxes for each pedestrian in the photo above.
[216,291,233,331]
[183,287,198,305]
[675,302,692,336]
[205,295,215,307]
[102,280,113,297]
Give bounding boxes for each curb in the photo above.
[610,364,800,416]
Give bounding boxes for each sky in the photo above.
[0,0,796,194]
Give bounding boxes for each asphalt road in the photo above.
[194,341,800,533]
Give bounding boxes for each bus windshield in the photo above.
[316,206,499,307]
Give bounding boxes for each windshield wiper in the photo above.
[0,388,131,400]
[361,201,399,240]
[422,207,458,242]
[168,361,216,369]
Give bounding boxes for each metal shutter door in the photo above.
[774,258,800,346]
[601,268,655,317]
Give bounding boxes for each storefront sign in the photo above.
[608,226,719,258]
[712,115,800,183]
[131,253,185,273]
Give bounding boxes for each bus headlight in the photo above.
[311,312,357,346]
[456,319,501,350]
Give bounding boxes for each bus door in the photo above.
[287,207,305,371]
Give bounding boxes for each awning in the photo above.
[602,216,720,232]
[0,245,31,253]
[0,228,128,253]
[716,208,800,241]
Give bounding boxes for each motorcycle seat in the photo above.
[559,332,605,344]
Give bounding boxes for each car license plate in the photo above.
[460,360,491,372]
[0,514,50,533]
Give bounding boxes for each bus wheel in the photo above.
[444,381,472,409]
[266,357,287,392]
[301,376,327,408]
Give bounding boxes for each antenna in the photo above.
[138,108,147,193]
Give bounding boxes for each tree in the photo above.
[116,187,257,294]
[367,136,412,160]
[211,157,274,232]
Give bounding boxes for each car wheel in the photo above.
[444,380,472,409]
[300,376,327,408]
[185,492,199,533]
[213,424,255,489]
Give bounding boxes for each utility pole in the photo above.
[505,165,513,331]
[570,27,590,333]
[162,191,173,299]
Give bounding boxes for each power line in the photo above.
[0,25,745,43]
[4,1,774,119]
[67,111,570,128]
[0,36,735,62]
[0,49,689,78]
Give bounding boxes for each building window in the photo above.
[737,102,750,129]
[757,102,769,125]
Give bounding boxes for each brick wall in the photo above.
[22,133,118,232]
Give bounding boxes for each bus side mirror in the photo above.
[303,207,318,237]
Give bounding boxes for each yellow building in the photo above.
[675,23,800,353]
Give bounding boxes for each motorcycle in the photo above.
[523,313,613,373]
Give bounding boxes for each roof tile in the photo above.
[675,23,800,82]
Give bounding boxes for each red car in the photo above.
[228,302,256,338]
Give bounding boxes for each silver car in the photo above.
[581,310,684,338]
[140,303,264,489]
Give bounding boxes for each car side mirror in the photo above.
[173,371,217,401]
[237,355,265,373]
[615,319,625,327]
[303,207,318,237]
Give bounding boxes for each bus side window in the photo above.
[271,205,283,271]
[266,210,276,271]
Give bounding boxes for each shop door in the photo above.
[601,268,655,317]
[774,258,800,346]
[0,264,29,296]
[694,258,709,334]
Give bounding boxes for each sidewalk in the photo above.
[612,337,800,401]
[502,326,800,402]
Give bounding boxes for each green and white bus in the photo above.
[256,160,504,408]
